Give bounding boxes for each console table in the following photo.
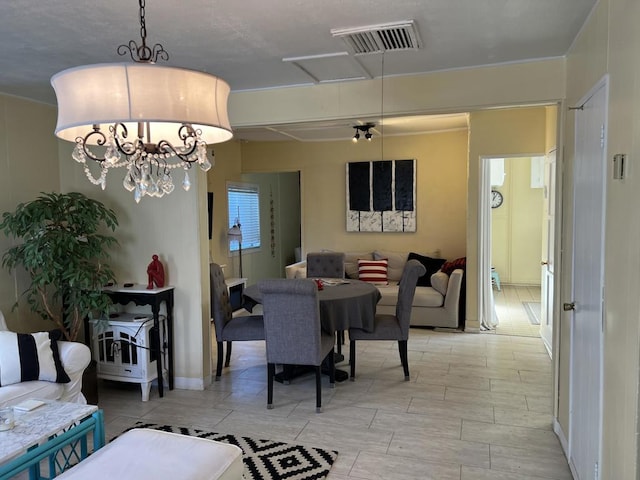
[102,284,175,397]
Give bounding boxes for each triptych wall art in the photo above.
[346,159,416,232]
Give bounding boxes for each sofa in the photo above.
[0,310,92,408]
[286,250,464,329]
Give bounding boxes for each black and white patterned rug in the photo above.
[119,422,338,480]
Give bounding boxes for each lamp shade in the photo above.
[228,225,242,242]
[51,63,233,145]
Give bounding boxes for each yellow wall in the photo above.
[563,0,640,477]
[0,96,60,332]
[58,140,212,390]
[239,130,469,261]
[466,108,547,329]
[491,157,544,285]
[207,140,244,267]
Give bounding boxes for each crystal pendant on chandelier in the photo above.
[104,137,121,165]
[72,143,86,163]
[182,170,191,192]
[123,171,136,192]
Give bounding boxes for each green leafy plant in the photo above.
[0,192,119,341]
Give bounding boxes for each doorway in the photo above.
[481,155,549,335]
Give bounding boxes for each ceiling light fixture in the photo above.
[50,0,232,202]
[352,123,375,143]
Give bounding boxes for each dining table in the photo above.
[242,278,381,381]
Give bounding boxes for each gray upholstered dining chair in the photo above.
[306,251,347,353]
[258,278,335,413]
[306,252,345,278]
[210,263,264,380]
[349,259,426,381]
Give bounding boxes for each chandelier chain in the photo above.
[139,0,147,51]
[117,0,168,63]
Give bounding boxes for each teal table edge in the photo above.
[0,409,105,480]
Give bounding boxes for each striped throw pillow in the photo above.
[358,259,389,285]
[0,330,70,386]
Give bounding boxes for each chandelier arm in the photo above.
[110,124,144,157]
[156,139,198,164]
[76,130,108,163]
[178,124,197,140]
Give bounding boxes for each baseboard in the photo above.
[553,417,569,456]
[433,327,465,333]
[172,376,206,391]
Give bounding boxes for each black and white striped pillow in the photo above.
[0,330,70,386]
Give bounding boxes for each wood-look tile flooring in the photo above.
[493,284,542,338]
[98,290,571,480]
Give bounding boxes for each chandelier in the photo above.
[50,0,232,202]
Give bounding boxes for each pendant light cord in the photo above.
[380,53,385,161]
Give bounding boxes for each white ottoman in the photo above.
[56,428,243,480]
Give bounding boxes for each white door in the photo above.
[539,149,556,355]
[568,81,606,480]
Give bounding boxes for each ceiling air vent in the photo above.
[331,20,422,55]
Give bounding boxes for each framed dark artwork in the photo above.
[346,159,416,232]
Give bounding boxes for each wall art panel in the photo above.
[346,159,416,232]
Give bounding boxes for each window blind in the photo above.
[227,184,260,252]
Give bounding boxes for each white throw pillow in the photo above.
[0,331,70,386]
[430,271,450,296]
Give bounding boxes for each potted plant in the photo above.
[0,192,119,341]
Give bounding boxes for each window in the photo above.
[227,183,260,252]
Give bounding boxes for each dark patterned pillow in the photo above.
[408,252,446,287]
[0,330,70,386]
[441,257,467,275]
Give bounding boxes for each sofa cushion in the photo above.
[377,284,445,307]
[373,251,408,282]
[407,252,446,287]
[430,271,450,295]
[344,251,374,279]
[358,259,388,285]
[0,330,70,387]
[0,380,64,408]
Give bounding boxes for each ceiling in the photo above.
[1,0,596,141]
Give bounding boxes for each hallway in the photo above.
[493,284,542,338]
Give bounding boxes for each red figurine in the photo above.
[147,254,165,289]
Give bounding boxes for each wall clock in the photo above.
[491,190,504,209]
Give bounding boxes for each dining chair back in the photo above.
[349,259,426,381]
[210,263,264,380]
[306,252,345,278]
[396,259,428,340]
[306,251,347,355]
[258,278,335,412]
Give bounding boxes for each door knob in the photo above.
[563,302,576,311]
[541,261,549,265]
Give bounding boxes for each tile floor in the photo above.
[98,284,571,480]
[494,284,542,338]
